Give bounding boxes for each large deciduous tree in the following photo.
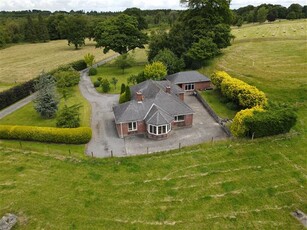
[65,15,88,49]
[148,0,232,69]
[94,14,148,54]
[153,49,185,74]
[257,6,269,23]
[123,7,148,30]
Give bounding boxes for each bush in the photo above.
[231,105,297,138]
[71,60,87,71]
[97,77,102,82]
[93,81,101,87]
[244,107,297,138]
[230,107,263,137]
[101,79,110,93]
[0,77,37,110]
[119,93,127,104]
[89,67,97,76]
[0,125,92,144]
[54,69,80,87]
[212,71,267,109]
[56,104,81,128]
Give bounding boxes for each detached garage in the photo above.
[166,71,212,91]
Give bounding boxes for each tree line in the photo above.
[232,3,307,26]
[0,8,181,48]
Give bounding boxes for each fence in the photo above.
[194,91,232,137]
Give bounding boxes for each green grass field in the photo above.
[0,20,306,229]
[91,48,148,94]
[0,86,91,127]
[0,39,115,86]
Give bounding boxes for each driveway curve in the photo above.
[79,71,126,158]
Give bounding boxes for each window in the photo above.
[185,83,195,91]
[175,115,185,122]
[148,124,171,135]
[128,121,137,131]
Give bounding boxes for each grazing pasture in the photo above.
[0,39,115,85]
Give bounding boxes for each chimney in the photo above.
[166,86,171,94]
[136,91,143,103]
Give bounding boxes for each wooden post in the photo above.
[91,152,93,157]
[252,133,255,140]
[179,143,181,150]
[147,147,149,154]
[211,137,214,145]
[111,150,113,158]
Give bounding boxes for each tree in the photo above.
[114,53,135,73]
[257,6,269,23]
[84,53,95,67]
[56,104,81,128]
[120,83,126,94]
[94,14,148,54]
[25,15,37,42]
[111,77,118,89]
[101,79,110,93]
[125,85,131,102]
[144,62,167,80]
[65,15,87,49]
[185,38,219,69]
[37,14,49,42]
[287,4,303,19]
[286,11,297,20]
[153,49,185,74]
[123,8,148,30]
[34,73,59,119]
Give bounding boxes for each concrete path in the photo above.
[0,93,37,119]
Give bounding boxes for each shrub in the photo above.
[93,81,101,87]
[120,83,126,94]
[0,125,92,144]
[101,79,110,93]
[213,71,267,109]
[71,60,87,71]
[56,104,81,128]
[89,67,97,76]
[97,77,102,82]
[119,93,127,104]
[144,61,167,80]
[0,77,37,110]
[54,69,80,87]
[244,107,297,138]
[230,107,263,137]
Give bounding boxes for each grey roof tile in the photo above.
[166,71,210,84]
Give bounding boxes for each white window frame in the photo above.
[147,124,171,135]
[185,83,195,91]
[174,115,185,122]
[128,121,137,131]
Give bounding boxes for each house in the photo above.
[166,70,211,91]
[113,79,194,140]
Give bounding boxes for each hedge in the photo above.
[0,125,92,144]
[0,77,38,110]
[211,71,267,109]
[230,106,297,138]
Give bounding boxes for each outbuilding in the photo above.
[166,70,212,91]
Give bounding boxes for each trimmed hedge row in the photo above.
[0,77,38,110]
[211,71,267,108]
[0,125,92,144]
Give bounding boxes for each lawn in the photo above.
[0,20,306,229]
[0,39,115,85]
[0,135,306,229]
[91,47,148,94]
[0,86,90,127]
[200,90,238,119]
